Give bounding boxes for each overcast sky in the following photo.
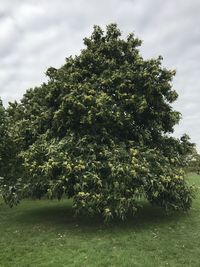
[0,0,199,151]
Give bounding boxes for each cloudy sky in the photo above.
[0,0,199,151]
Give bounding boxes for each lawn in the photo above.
[0,173,200,267]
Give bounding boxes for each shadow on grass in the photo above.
[14,199,189,232]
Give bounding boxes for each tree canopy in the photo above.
[2,24,195,221]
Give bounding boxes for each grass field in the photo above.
[0,173,200,267]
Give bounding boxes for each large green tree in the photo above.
[5,24,195,220]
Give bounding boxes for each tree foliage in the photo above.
[0,99,8,178]
[3,24,195,220]
[0,99,21,206]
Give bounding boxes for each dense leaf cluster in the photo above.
[1,24,195,220]
[0,100,21,206]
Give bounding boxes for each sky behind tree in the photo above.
[0,0,199,150]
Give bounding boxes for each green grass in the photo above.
[0,174,200,267]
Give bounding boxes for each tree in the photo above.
[0,98,8,179]
[5,24,195,221]
[0,99,20,206]
[187,149,200,174]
